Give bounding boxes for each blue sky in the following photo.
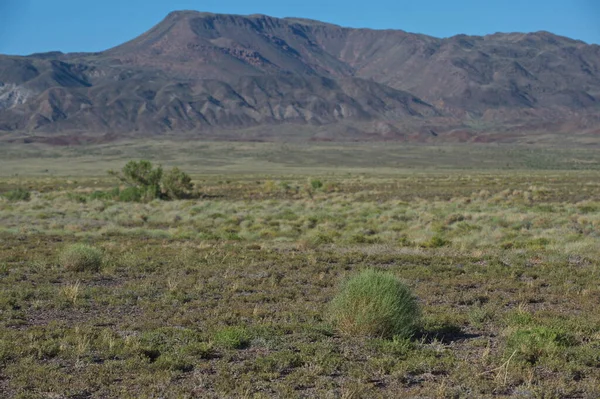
[1,0,599,55]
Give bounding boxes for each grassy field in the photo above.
[1,140,599,177]
[1,141,599,398]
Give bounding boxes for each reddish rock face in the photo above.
[0,11,599,143]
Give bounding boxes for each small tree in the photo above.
[116,160,163,200]
[109,160,194,201]
[161,167,194,200]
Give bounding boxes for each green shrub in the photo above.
[504,308,534,326]
[59,244,103,272]
[118,187,143,203]
[153,351,194,372]
[89,190,115,201]
[161,167,194,200]
[120,160,163,191]
[213,326,250,349]
[279,181,291,192]
[109,160,194,201]
[67,193,87,203]
[372,335,414,357]
[506,326,575,364]
[185,341,216,359]
[421,235,449,248]
[328,269,420,339]
[310,179,324,190]
[2,188,31,202]
[307,230,337,246]
[577,203,599,214]
[109,160,162,201]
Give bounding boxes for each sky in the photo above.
[1,0,599,55]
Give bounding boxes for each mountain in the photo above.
[1,11,599,144]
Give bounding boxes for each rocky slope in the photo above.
[1,11,599,143]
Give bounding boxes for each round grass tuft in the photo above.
[328,269,419,339]
[60,244,103,272]
[213,326,250,350]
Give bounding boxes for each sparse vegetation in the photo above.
[0,146,599,397]
[329,269,420,339]
[505,326,575,365]
[2,188,31,202]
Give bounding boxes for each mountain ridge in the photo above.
[0,11,599,144]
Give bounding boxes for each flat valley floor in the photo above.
[0,141,599,398]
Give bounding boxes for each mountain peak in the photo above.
[1,11,599,143]
[483,30,586,45]
[163,10,285,23]
[164,10,216,19]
